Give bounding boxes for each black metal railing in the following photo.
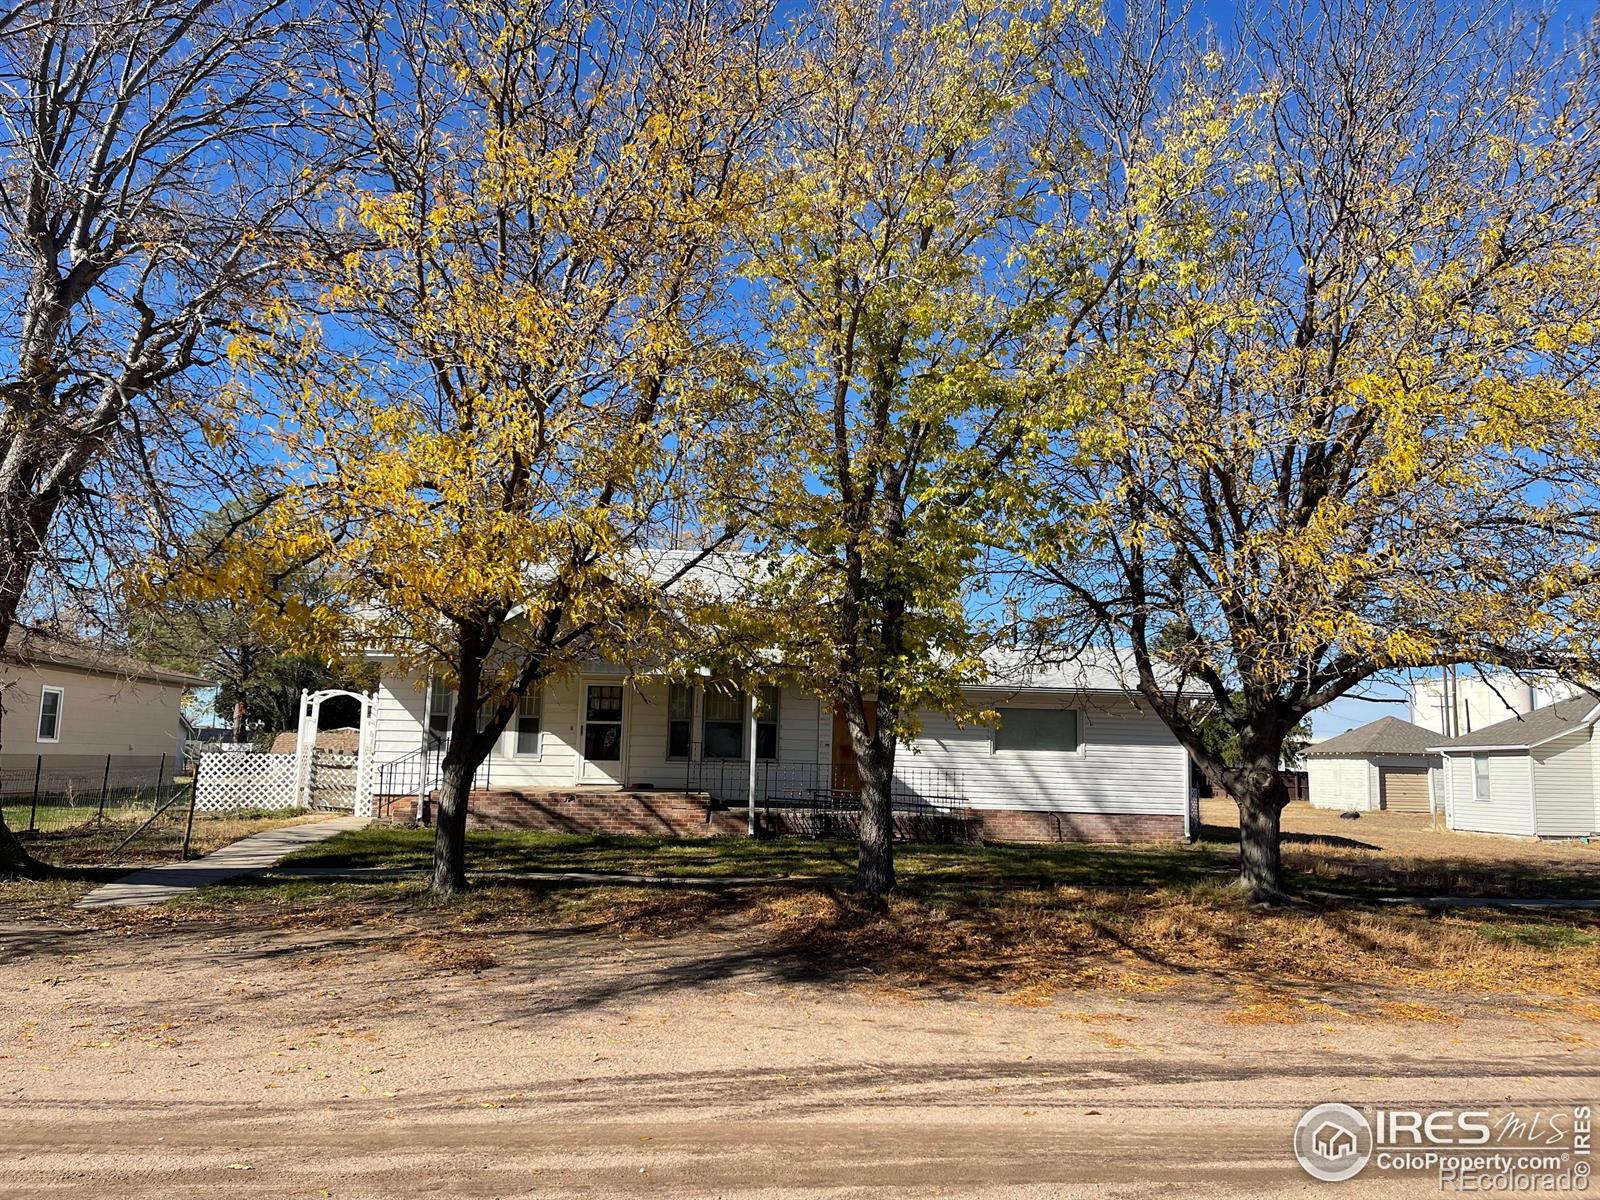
[675,758,968,815]
[369,741,496,815]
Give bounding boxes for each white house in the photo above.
[364,649,1191,844]
[1431,697,1600,839]
[1303,717,1441,813]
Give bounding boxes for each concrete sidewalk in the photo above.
[76,815,368,909]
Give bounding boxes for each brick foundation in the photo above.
[968,809,1184,844]
[375,789,1184,845]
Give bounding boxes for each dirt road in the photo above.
[3,908,1596,1199]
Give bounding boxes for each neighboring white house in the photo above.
[1431,697,1600,839]
[365,648,1192,843]
[1303,717,1442,813]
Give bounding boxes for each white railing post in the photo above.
[353,691,376,819]
[293,689,318,810]
[746,691,757,837]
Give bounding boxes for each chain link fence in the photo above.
[0,753,203,865]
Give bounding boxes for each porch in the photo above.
[374,759,977,843]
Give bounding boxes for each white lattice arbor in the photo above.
[194,752,299,811]
[294,689,378,816]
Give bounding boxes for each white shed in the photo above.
[1304,717,1442,813]
[1432,697,1600,839]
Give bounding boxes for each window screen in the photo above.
[38,687,62,741]
[993,707,1079,753]
[667,684,693,758]
[755,685,780,760]
[1473,754,1492,801]
[516,689,541,755]
[703,687,743,759]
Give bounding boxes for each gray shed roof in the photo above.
[1431,696,1600,752]
[1303,716,1438,758]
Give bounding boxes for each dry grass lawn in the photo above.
[1201,796,1600,896]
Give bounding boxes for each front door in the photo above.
[830,702,877,795]
[578,683,626,785]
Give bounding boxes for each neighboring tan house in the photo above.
[1304,717,1442,814]
[0,626,209,759]
[1431,697,1600,839]
[366,647,1192,843]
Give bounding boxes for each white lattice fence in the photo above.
[194,752,300,812]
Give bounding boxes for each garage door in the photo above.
[1379,767,1431,813]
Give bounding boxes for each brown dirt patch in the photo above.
[2,898,1595,1199]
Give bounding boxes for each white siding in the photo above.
[622,682,823,791]
[1433,764,1459,825]
[483,676,583,788]
[901,694,1185,816]
[1446,751,1535,836]
[369,666,822,791]
[372,670,427,761]
[1531,727,1596,837]
[1307,757,1373,810]
[369,663,1185,817]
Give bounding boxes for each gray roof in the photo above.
[1303,716,1439,758]
[4,626,211,688]
[1431,696,1600,752]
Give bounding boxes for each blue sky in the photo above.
[1310,675,1414,738]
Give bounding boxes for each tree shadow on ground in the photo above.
[6,865,1599,1035]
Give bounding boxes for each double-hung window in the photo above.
[755,685,780,761]
[1473,754,1492,801]
[700,685,782,760]
[37,686,62,743]
[667,684,693,759]
[703,688,744,758]
[515,689,542,755]
[425,677,454,740]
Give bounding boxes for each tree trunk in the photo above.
[1234,761,1289,903]
[431,753,472,898]
[847,697,897,903]
[856,751,895,902]
[0,813,45,879]
[427,625,495,900]
[0,607,46,880]
[232,699,247,743]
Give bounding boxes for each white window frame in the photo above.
[990,705,1084,757]
[514,688,542,758]
[666,683,694,761]
[702,686,745,759]
[755,685,780,762]
[37,685,63,743]
[425,676,454,741]
[1473,753,1492,801]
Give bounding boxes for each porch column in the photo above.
[747,691,758,837]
